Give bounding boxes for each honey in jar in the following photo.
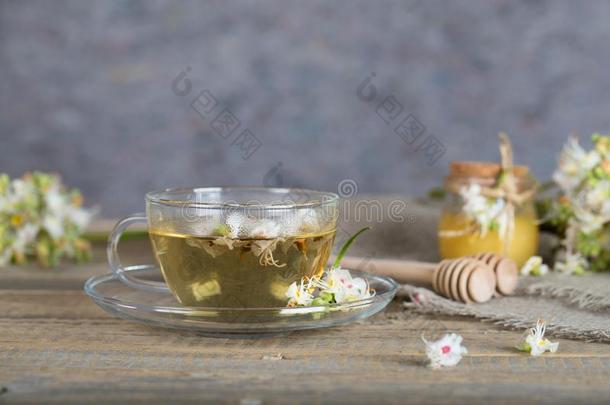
[438,161,539,267]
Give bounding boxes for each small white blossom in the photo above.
[603,198,610,218]
[250,219,281,239]
[0,250,11,266]
[44,185,65,214]
[12,224,39,255]
[460,184,488,216]
[570,180,610,234]
[43,214,64,240]
[573,206,607,234]
[487,198,509,237]
[0,196,9,214]
[291,267,375,307]
[459,184,508,236]
[67,206,95,231]
[285,279,314,307]
[555,251,587,275]
[285,228,373,307]
[520,256,549,276]
[42,183,95,238]
[10,179,34,203]
[517,319,559,356]
[282,208,320,235]
[583,180,610,212]
[297,208,319,233]
[225,212,245,238]
[553,137,600,192]
[319,267,372,304]
[422,333,467,369]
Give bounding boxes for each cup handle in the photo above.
[107,213,170,293]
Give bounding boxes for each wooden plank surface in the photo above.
[0,239,609,404]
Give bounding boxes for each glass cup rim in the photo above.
[146,186,340,210]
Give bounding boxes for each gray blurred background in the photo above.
[2,0,609,217]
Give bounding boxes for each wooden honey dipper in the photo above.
[340,253,518,304]
[470,252,519,296]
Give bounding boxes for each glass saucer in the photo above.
[84,264,398,337]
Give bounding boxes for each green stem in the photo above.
[332,227,370,269]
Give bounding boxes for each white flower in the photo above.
[12,224,39,254]
[11,179,33,202]
[49,201,95,234]
[250,219,281,239]
[517,320,559,356]
[567,180,610,234]
[486,198,509,236]
[459,184,507,236]
[520,256,549,276]
[41,184,94,238]
[2,178,34,211]
[288,268,374,307]
[68,206,94,231]
[555,251,588,275]
[0,250,11,266]
[296,208,319,233]
[583,180,610,212]
[43,215,64,240]
[0,195,9,213]
[422,333,467,369]
[573,206,607,234]
[319,267,372,304]
[44,185,65,215]
[460,184,488,216]
[553,169,581,193]
[553,137,600,193]
[283,208,320,235]
[224,212,245,238]
[603,199,610,218]
[285,279,314,307]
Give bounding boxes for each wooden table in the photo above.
[1,239,609,404]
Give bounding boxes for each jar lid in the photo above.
[445,161,536,193]
[448,161,530,179]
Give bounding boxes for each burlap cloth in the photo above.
[340,196,610,342]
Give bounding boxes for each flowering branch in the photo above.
[538,134,610,272]
[0,172,96,267]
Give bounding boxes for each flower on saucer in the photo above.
[287,267,374,307]
[285,278,314,307]
[517,319,559,356]
[306,267,373,305]
[285,227,374,307]
[320,267,372,304]
[422,333,467,369]
[520,256,549,276]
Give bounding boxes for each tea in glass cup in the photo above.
[107,187,339,308]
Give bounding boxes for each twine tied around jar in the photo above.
[440,133,538,255]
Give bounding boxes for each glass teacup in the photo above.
[108,187,339,308]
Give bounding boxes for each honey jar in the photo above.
[438,146,539,267]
